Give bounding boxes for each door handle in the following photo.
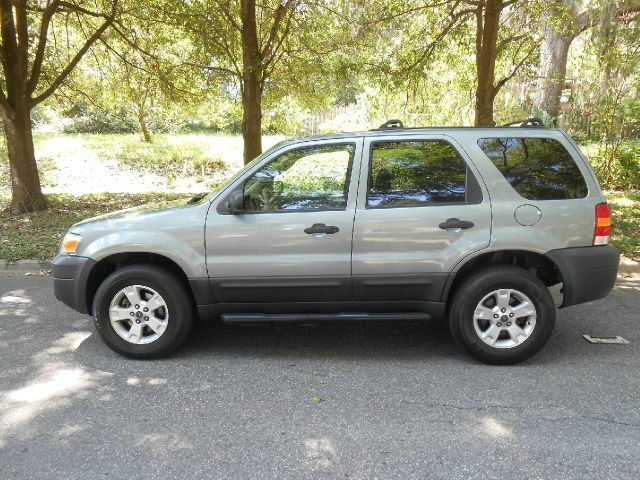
[304,223,339,235]
[438,218,475,230]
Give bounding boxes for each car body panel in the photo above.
[205,137,364,302]
[68,201,210,278]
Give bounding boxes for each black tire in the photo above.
[448,265,555,365]
[93,264,194,359]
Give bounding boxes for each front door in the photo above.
[352,135,491,302]
[206,138,363,303]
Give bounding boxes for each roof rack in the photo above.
[370,117,545,131]
[501,118,544,127]
[374,119,404,130]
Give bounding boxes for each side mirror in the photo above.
[228,190,244,214]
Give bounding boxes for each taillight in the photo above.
[593,202,611,245]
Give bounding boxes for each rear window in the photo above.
[477,137,588,200]
[368,140,473,207]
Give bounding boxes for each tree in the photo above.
[163,0,299,164]
[353,0,536,127]
[473,0,537,125]
[0,0,118,212]
[66,6,202,142]
[533,0,640,124]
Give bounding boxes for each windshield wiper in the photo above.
[187,193,207,204]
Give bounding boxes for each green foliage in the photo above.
[62,109,139,134]
[582,140,640,190]
[606,191,640,261]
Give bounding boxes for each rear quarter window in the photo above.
[477,137,588,200]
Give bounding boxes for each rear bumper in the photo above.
[546,245,619,307]
[52,255,96,315]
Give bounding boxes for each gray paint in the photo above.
[514,204,543,226]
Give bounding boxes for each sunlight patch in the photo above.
[44,331,92,354]
[304,437,338,469]
[0,293,31,304]
[8,368,91,403]
[479,416,513,439]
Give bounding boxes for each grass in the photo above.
[607,191,640,262]
[0,192,192,261]
[1,133,284,188]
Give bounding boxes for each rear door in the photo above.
[351,134,491,302]
[206,138,363,303]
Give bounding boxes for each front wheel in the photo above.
[449,266,555,365]
[93,264,194,359]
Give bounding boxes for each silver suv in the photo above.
[52,119,620,364]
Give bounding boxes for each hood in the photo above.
[72,197,199,229]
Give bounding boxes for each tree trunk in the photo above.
[240,0,263,165]
[533,10,573,123]
[2,107,46,212]
[137,109,152,143]
[474,0,502,126]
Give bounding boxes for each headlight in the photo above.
[60,232,82,255]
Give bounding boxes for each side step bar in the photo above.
[221,312,431,324]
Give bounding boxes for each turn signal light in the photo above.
[61,232,82,254]
[593,203,611,245]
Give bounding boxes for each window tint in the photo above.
[243,144,354,211]
[477,137,588,200]
[368,141,468,207]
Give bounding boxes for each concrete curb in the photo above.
[619,256,640,275]
[0,259,52,273]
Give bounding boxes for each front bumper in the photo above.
[546,245,620,307]
[52,255,96,315]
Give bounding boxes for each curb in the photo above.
[0,259,52,273]
[619,256,640,275]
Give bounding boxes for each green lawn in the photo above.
[1,191,638,263]
[1,133,284,188]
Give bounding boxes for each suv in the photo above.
[52,119,619,364]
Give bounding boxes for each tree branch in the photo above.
[0,85,14,118]
[14,0,29,77]
[28,0,61,94]
[493,41,538,94]
[31,0,119,106]
[261,0,292,59]
[212,0,242,32]
[577,1,640,33]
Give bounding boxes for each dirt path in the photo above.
[36,136,211,194]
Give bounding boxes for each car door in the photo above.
[206,138,363,303]
[351,134,491,302]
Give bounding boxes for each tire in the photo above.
[448,265,555,365]
[93,264,194,359]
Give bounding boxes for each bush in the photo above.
[582,139,640,190]
[63,111,138,134]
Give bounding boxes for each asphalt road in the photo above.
[1,272,639,480]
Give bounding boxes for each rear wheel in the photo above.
[449,266,555,365]
[93,264,194,359]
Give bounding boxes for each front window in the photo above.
[242,143,354,212]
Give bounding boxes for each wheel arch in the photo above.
[85,252,196,315]
[442,249,564,304]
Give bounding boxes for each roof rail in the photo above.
[374,119,404,130]
[501,118,544,127]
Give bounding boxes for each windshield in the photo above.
[198,141,288,203]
